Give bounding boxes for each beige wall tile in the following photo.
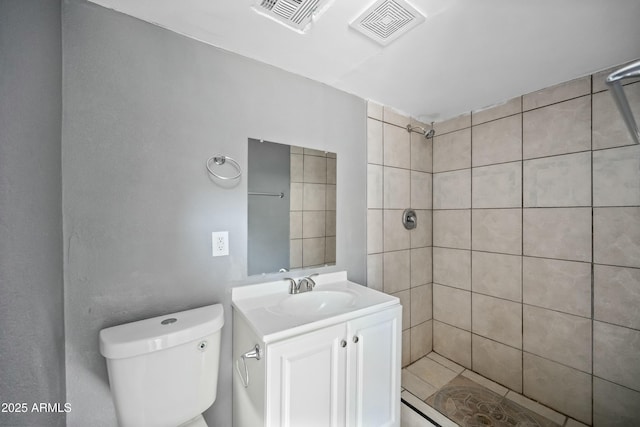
[434,113,471,135]
[411,132,432,173]
[383,166,410,209]
[523,305,592,373]
[302,183,326,210]
[472,162,522,208]
[523,207,591,262]
[302,237,325,266]
[505,391,567,425]
[290,145,304,154]
[593,145,640,206]
[325,211,336,236]
[325,236,336,263]
[433,169,471,209]
[326,157,336,185]
[523,96,591,159]
[433,248,471,290]
[433,284,471,330]
[472,114,522,167]
[472,334,523,392]
[472,293,522,348]
[523,353,592,424]
[593,377,640,427]
[594,264,640,330]
[523,152,591,207]
[383,209,410,252]
[411,171,432,210]
[523,257,591,318]
[565,419,588,427]
[411,284,432,325]
[383,106,409,127]
[290,211,302,239]
[433,320,472,368]
[383,123,410,168]
[523,76,591,111]
[291,153,304,182]
[402,329,411,367]
[303,154,327,183]
[367,117,383,164]
[410,209,432,248]
[472,251,522,302]
[433,210,470,249]
[593,82,640,149]
[592,62,640,93]
[472,97,522,126]
[411,247,432,287]
[302,211,325,238]
[366,253,383,291]
[406,353,458,388]
[594,207,640,268]
[383,250,410,294]
[290,238,302,268]
[410,320,433,362]
[367,101,383,120]
[367,209,383,254]
[326,184,336,210]
[594,321,640,392]
[395,289,411,331]
[472,208,522,255]
[290,182,303,211]
[433,128,471,172]
[303,148,327,157]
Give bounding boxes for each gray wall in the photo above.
[62,1,366,426]
[0,1,65,426]
[247,139,290,275]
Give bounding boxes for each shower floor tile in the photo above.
[402,352,587,427]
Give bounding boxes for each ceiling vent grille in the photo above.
[350,0,425,46]
[254,0,333,33]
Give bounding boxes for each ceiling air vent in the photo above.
[253,0,333,33]
[350,0,425,46]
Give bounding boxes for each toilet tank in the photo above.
[99,304,224,427]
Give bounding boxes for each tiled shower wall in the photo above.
[429,61,640,426]
[366,103,434,367]
[290,147,337,268]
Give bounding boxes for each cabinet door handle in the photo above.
[353,336,359,343]
[340,340,347,348]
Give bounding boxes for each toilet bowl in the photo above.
[99,304,224,427]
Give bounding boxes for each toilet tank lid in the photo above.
[99,304,224,359]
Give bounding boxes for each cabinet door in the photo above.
[347,305,402,427]
[266,323,348,427]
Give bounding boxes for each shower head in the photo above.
[407,122,435,139]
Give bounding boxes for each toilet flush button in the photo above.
[161,318,177,325]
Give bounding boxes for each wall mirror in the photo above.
[247,138,336,276]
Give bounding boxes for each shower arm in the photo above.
[606,60,640,144]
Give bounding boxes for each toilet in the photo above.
[99,304,224,427]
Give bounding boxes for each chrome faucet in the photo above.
[284,273,319,294]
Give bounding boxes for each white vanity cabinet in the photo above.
[232,273,401,427]
[266,306,401,427]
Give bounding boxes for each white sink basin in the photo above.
[269,290,357,316]
[232,271,400,342]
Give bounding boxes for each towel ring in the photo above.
[206,155,242,180]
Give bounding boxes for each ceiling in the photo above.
[86,0,640,122]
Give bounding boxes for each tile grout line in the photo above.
[470,109,474,372]
[521,94,525,395]
[590,75,595,426]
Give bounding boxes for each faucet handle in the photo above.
[304,273,319,290]
[283,277,298,294]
